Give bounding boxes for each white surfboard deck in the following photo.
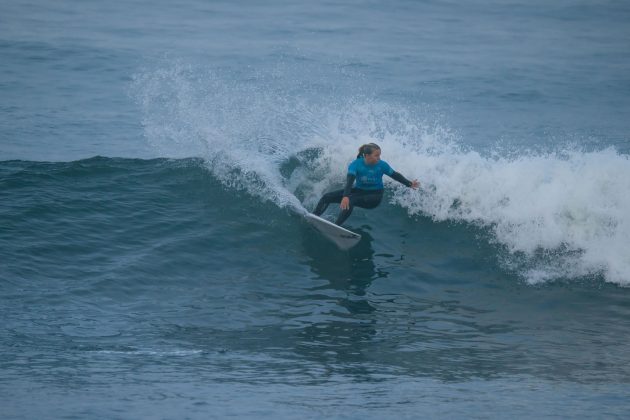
[304,213,361,250]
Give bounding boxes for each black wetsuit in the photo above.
[313,172,412,225]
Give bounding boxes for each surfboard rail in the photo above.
[304,213,361,250]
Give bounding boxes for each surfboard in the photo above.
[304,213,361,250]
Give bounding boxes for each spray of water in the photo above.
[132,63,630,285]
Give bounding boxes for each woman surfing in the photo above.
[313,143,419,226]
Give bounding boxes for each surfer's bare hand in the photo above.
[411,180,420,189]
[340,197,350,210]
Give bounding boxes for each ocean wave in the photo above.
[131,63,630,285]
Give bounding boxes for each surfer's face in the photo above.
[364,149,381,165]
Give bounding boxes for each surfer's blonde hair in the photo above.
[357,143,381,159]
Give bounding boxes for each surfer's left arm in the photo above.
[389,171,420,189]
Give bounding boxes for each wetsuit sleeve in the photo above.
[343,174,356,197]
[389,171,413,187]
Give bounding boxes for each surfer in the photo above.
[313,143,419,226]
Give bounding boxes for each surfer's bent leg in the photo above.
[316,174,357,219]
[334,189,384,225]
[313,189,344,216]
[335,205,354,225]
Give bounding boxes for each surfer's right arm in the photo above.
[340,174,355,210]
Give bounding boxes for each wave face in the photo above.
[4,157,630,410]
[131,64,630,285]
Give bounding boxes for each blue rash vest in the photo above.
[347,158,395,190]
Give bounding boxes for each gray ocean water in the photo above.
[2,0,630,418]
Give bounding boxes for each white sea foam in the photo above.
[132,62,309,212]
[389,145,630,285]
[132,64,630,285]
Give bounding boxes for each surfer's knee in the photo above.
[324,190,343,203]
[331,190,344,198]
[323,192,335,201]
